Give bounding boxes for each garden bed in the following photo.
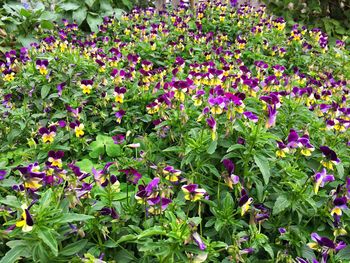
[0,1,349,262]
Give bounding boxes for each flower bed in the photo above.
[0,1,349,262]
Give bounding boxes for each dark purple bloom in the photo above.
[320,146,340,163]
[119,168,142,184]
[243,111,259,123]
[112,134,125,144]
[0,170,6,180]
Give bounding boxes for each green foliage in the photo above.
[0,2,57,52]
[263,0,350,42]
[0,1,350,263]
[56,0,131,32]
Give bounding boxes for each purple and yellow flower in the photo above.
[47,150,64,168]
[36,59,49,75]
[70,121,84,137]
[206,115,217,141]
[39,126,57,143]
[119,168,142,184]
[239,189,253,216]
[313,168,334,194]
[320,146,340,170]
[276,141,289,157]
[114,87,127,103]
[307,232,346,262]
[17,163,45,190]
[222,159,240,188]
[331,197,347,217]
[163,165,181,182]
[298,134,315,156]
[16,204,34,232]
[147,196,172,214]
[115,109,126,124]
[80,79,93,94]
[243,111,259,123]
[182,184,207,202]
[272,65,285,77]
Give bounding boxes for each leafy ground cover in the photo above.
[0,1,350,262]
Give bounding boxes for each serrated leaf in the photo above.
[254,154,271,185]
[60,239,88,256]
[272,195,291,215]
[37,227,58,256]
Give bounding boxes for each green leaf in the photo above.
[41,20,54,30]
[59,2,81,11]
[116,234,137,244]
[41,86,50,99]
[32,242,50,262]
[263,244,274,259]
[122,0,133,10]
[20,8,32,17]
[73,7,87,25]
[300,245,316,260]
[89,140,105,158]
[37,227,58,256]
[254,154,271,185]
[207,140,217,154]
[40,11,57,21]
[18,35,38,48]
[106,144,122,157]
[137,226,166,239]
[0,195,22,209]
[226,144,245,152]
[335,246,350,260]
[85,0,96,8]
[39,189,53,209]
[76,159,94,173]
[100,0,113,11]
[163,146,182,152]
[60,239,88,256]
[59,213,94,223]
[272,195,291,215]
[0,246,27,263]
[336,163,344,179]
[86,14,102,32]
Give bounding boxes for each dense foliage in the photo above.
[263,0,350,42]
[1,1,350,262]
